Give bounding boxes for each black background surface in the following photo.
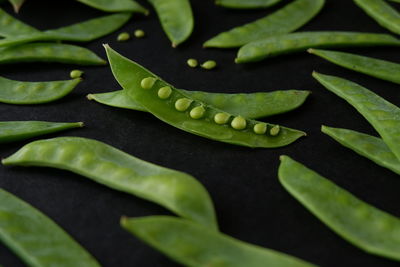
[1,0,400,266]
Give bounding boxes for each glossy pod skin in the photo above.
[215,0,282,9]
[0,121,83,143]
[88,89,310,119]
[204,0,325,48]
[76,0,148,14]
[322,126,400,176]
[354,0,400,35]
[0,76,81,104]
[147,0,194,47]
[279,156,400,261]
[2,137,218,229]
[105,45,306,148]
[236,32,400,63]
[121,216,317,267]
[313,72,400,162]
[309,49,400,84]
[0,188,100,267]
[0,7,40,37]
[0,43,106,65]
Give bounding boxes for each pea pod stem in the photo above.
[8,0,25,12]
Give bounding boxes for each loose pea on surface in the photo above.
[117,32,131,42]
[158,86,172,99]
[134,29,145,38]
[201,60,217,70]
[231,116,247,130]
[141,77,157,89]
[190,106,206,119]
[214,112,230,124]
[70,70,84,79]
[270,125,280,136]
[187,58,198,68]
[175,98,192,111]
[254,123,267,134]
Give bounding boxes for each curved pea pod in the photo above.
[0,8,40,37]
[204,0,325,48]
[236,32,400,63]
[147,0,194,47]
[2,137,218,229]
[76,0,148,14]
[121,216,317,267]
[0,43,106,65]
[0,121,83,143]
[8,0,25,12]
[88,89,311,119]
[279,155,400,261]
[0,188,100,267]
[105,45,306,148]
[322,125,400,175]
[309,49,400,84]
[354,0,400,35]
[215,0,282,9]
[313,72,400,162]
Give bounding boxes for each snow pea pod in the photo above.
[215,0,282,9]
[2,137,218,229]
[313,72,400,162]
[0,8,40,37]
[121,216,316,267]
[0,188,100,267]
[147,0,194,47]
[0,76,81,104]
[105,45,306,148]
[204,0,325,48]
[354,0,400,35]
[309,49,400,84]
[0,121,83,143]
[76,0,148,14]
[279,155,400,261]
[0,43,106,65]
[7,0,25,12]
[88,89,310,119]
[322,126,400,176]
[236,32,400,63]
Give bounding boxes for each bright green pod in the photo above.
[215,0,282,9]
[121,216,316,267]
[236,32,400,63]
[76,0,148,14]
[0,188,100,267]
[8,0,25,12]
[205,0,325,48]
[0,7,40,37]
[308,48,400,84]
[0,121,83,144]
[279,155,400,261]
[3,137,218,230]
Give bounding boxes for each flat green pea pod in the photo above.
[8,0,25,12]
[236,32,400,63]
[204,0,325,48]
[147,0,194,47]
[0,43,106,65]
[313,72,400,162]
[2,137,218,229]
[354,0,400,35]
[88,89,310,119]
[322,126,400,176]
[309,49,400,84]
[215,0,282,9]
[121,216,316,267]
[0,121,83,143]
[0,188,100,267]
[0,7,41,37]
[0,76,81,104]
[279,155,400,261]
[76,0,148,14]
[105,45,306,148]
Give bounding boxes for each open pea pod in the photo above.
[2,137,218,230]
[76,0,148,14]
[215,0,282,9]
[0,188,100,266]
[313,72,400,162]
[105,45,306,148]
[7,0,25,12]
[0,7,40,37]
[279,155,400,261]
[121,216,316,267]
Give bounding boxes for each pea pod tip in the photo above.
[86,94,95,100]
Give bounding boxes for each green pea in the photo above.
[175,98,192,111]
[70,69,84,79]
[214,112,230,124]
[253,123,267,134]
[201,60,217,70]
[141,77,157,90]
[187,58,198,68]
[117,32,130,42]
[231,116,246,130]
[190,106,206,119]
[270,125,280,136]
[134,29,145,38]
[158,86,172,99]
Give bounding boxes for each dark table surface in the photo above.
[1,0,400,266]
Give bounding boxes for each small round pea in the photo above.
[214,113,230,124]
[134,29,145,38]
[231,116,247,130]
[201,60,217,70]
[141,77,157,90]
[158,86,172,99]
[117,32,130,42]
[70,69,83,79]
[187,58,198,68]
[175,98,192,111]
[270,125,281,136]
[190,106,205,119]
[253,123,267,134]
